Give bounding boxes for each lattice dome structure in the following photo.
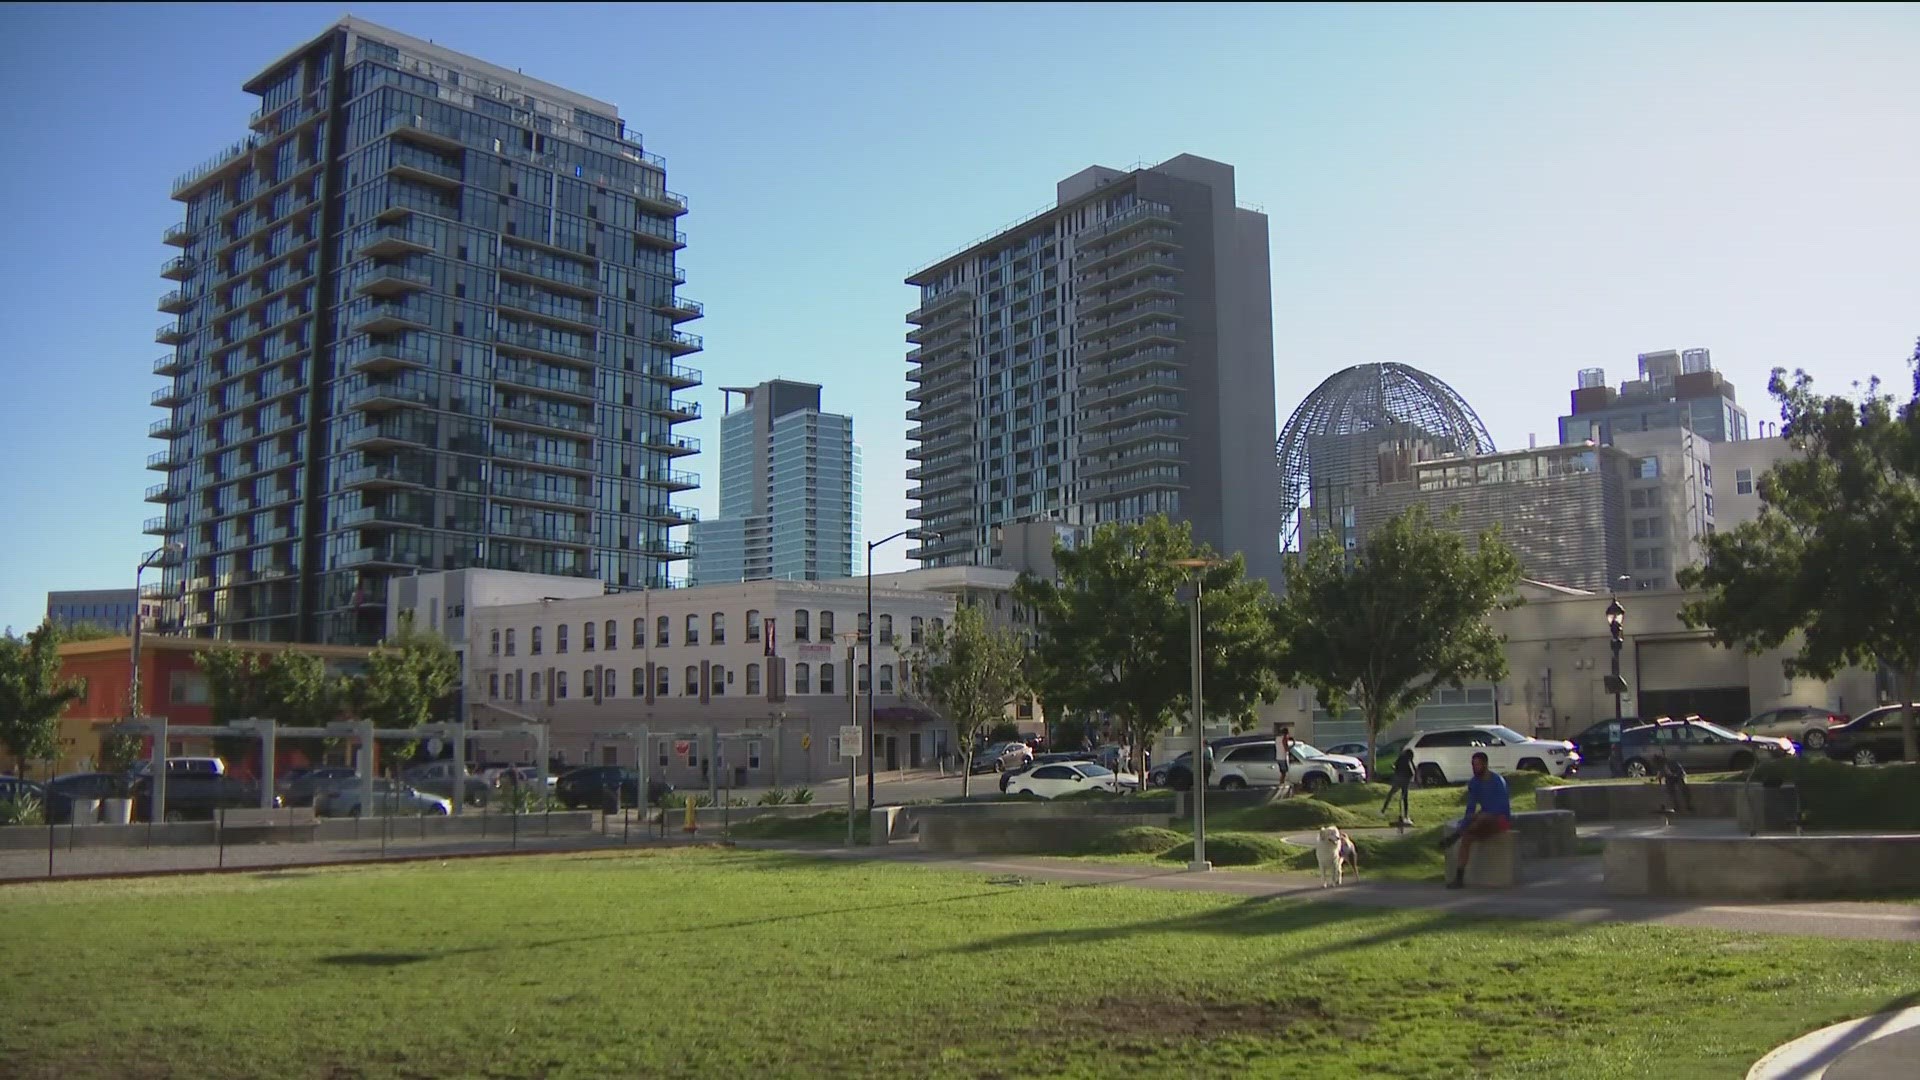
[1276,363,1495,546]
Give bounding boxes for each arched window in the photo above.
[684,665,699,695]
[684,613,699,645]
[530,671,542,699]
[795,662,811,694]
[633,617,645,647]
[857,612,870,639]
[793,609,811,640]
[654,665,670,698]
[531,626,543,655]
[878,615,893,644]
[505,628,516,656]
[818,610,835,641]
[931,617,945,637]
[711,664,726,695]
[879,664,895,693]
[556,671,568,699]
[603,668,616,698]
[656,615,670,646]
[746,663,761,695]
[490,629,501,655]
[632,667,645,696]
[746,609,762,642]
[909,616,923,645]
[820,663,836,694]
[711,612,725,645]
[557,624,570,653]
[582,622,595,651]
[605,619,617,650]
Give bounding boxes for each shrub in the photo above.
[757,788,789,806]
[1233,799,1371,831]
[791,788,815,805]
[1752,759,1920,830]
[494,787,559,813]
[1159,831,1287,867]
[729,810,865,843]
[1312,782,1396,807]
[1076,825,1186,856]
[0,795,45,827]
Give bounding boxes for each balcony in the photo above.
[1080,201,1177,247]
[1078,227,1180,273]
[490,480,594,511]
[1082,393,1185,433]
[1083,472,1187,502]
[342,462,434,491]
[633,219,688,250]
[493,442,594,474]
[1079,275,1181,319]
[352,264,434,297]
[155,322,189,346]
[339,544,435,570]
[643,504,699,525]
[907,492,972,519]
[645,362,700,390]
[1078,370,1182,410]
[157,289,192,315]
[1078,298,1181,342]
[144,482,184,503]
[345,419,434,451]
[494,365,594,402]
[639,468,698,491]
[146,448,187,471]
[654,295,703,323]
[1079,420,1183,454]
[339,504,435,531]
[150,383,189,408]
[351,301,432,335]
[497,289,599,333]
[907,533,972,561]
[386,149,464,190]
[633,188,690,216]
[640,431,699,457]
[650,330,702,356]
[160,256,194,281]
[497,252,599,297]
[495,327,596,367]
[1074,250,1182,292]
[347,339,434,374]
[641,538,694,560]
[354,219,436,260]
[505,520,592,547]
[172,136,259,199]
[1082,443,1185,479]
[384,113,467,152]
[154,353,187,377]
[163,222,193,248]
[654,398,700,423]
[1079,323,1182,364]
[906,288,972,326]
[1082,344,1184,385]
[908,428,971,458]
[345,381,433,412]
[492,403,594,436]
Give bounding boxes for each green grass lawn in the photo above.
[3,849,1915,1079]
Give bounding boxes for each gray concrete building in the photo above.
[146,17,701,644]
[690,380,860,585]
[903,154,1283,584]
[1559,348,1749,446]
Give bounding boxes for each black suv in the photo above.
[555,766,674,809]
[1823,705,1917,766]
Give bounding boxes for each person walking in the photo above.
[1380,746,1417,825]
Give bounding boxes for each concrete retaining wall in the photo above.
[913,801,1175,855]
[1534,781,1790,821]
[0,811,598,851]
[1604,834,1920,899]
[1510,810,1578,859]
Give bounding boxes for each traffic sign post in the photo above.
[840,723,862,846]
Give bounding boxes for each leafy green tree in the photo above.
[198,647,350,766]
[1679,348,1920,762]
[1275,506,1523,772]
[0,621,84,778]
[59,622,119,642]
[353,612,460,771]
[1014,516,1283,783]
[904,603,1029,797]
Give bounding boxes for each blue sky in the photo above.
[1,2,1915,633]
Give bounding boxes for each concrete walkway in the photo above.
[1747,1006,1920,1079]
[737,840,1920,942]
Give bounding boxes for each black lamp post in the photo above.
[1605,595,1627,721]
[865,528,929,811]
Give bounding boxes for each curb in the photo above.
[1746,1007,1920,1080]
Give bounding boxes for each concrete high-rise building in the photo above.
[902,154,1283,583]
[690,380,860,585]
[1559,349,1749,445]
[145,17,702,644]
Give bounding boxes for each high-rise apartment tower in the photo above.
[146,17,702,644]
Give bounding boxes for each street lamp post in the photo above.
[865,528,930,811]
[130,543,181,718]
[1171,558,1220,873]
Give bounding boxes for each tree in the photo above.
[1275,505,1523,771]
[904,603,1028,797]
[198,647,350,766]
[1014,516,1283,783]
[1678,347,1920,762]
[0,621,85,778]
[353,612,460,771]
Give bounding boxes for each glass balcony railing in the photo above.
[490,480,594,510]
[496,327,595,364]
[493,443,594,472]
[160,256,194,281]
[492,403,594,435]
[494,365,595,399]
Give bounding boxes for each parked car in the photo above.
[403,760,495,806]
[480,765,556,791]
[276,767,363,808]
[127,756,227,780]
[1739,706,1851,751]
[1156,748,1216,792]
[1322,742,1369,760]
[970,742,1032,774]
[1403,725,1581,785]
[555,766,675,809]
[316,780,451,818]
[1822,705,1918,766]
[1004,761,1126,799]
[127,774,280,822]
[1615,718,1795,776]
[1569,719,1642,766]
[43,772,131,823]
[1211,741,1368,793]
[999,752,1097,792]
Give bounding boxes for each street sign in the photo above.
[800,733,812,751]
[839,725,862,757]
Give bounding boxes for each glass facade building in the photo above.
[691,380,860,585]
[1559,349,1748,446]
[145,18,701,644]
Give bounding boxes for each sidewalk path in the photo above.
[737,840,1920,942]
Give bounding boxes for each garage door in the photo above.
[1636,639,1747,692]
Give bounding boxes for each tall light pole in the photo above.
[1605,587,1628,722]
[865,528,929,811]
[1171,557,1221,873]
[131,543,181,718]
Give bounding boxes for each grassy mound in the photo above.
[1752,759,1920,830]
[1074,826,1188,856]
[728,811,867,843]
[1158,831,1289,867]
[1312,782,1395,807]
[1278,824,1449,879]
[1227,799,1372,832]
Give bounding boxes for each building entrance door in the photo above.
[885,736,898,771]
[909,733,922,768]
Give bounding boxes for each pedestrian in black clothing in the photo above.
[1380,747,1416,824]
[1658,753,1693,813]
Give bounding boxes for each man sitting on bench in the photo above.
[1439,752,1511,889]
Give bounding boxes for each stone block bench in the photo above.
[1439,809,1578,888]
[1604,833,1920,899]
[1446,830,1520,887]
[1534,781,1795,822]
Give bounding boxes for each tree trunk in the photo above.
[960,732,972,799]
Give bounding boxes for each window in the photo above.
[505,628,516,656]
[820,663,835,694]
[657,615,669,646]
[583,622,595,651]
[604,668,616,698]
[1229,743,1277,763]
[1031,765,1074,781]
[1735,468,1753,495]
[711,612,725,645]
[711,664,725,695]
[748,741,761,770]
[1635,456,1660,479]
[531,626,543,655]
[795,662,811,694]
[1633,549,1651,570]
[857,612,870,640]
[489,674,500,699]
[746,663,761,695]
[685,613,699,645]
[558,624,569,653]
[530,671,542,699]
[878,663,894,693]
[606,619,618,650]
[1629,489,1647,509]
[684,665,699,695]
[819,611,835,641]
[557,671,568,699]
[931,617,945,637]
[858,664,870,692]
[793,609,810,640]
[910,616,924,645]
[490,629,501,656]
[655,666,670,697]
[632,666,645,696]
[658,740,670,768]
[632,617,644,647]
[746,610,761,641]
[878,614,893,644]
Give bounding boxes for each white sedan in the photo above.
[316,781,452,818]
[1004,761,1127,799]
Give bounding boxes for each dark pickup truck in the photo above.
[128,775,282,822]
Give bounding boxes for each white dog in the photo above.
[1315,826,1360,887]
